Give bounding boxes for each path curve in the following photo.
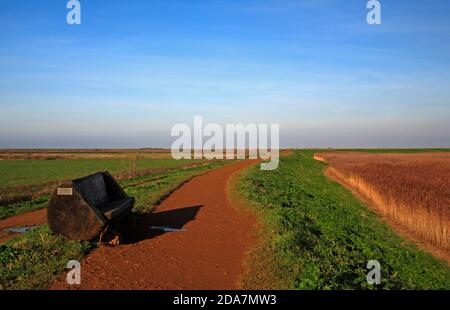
[50,160,257,290]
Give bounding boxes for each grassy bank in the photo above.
[0,161,227,289]
[238,150,450,289]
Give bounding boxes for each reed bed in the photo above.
[315,152,450,253]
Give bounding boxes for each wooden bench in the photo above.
[48,172,135,241]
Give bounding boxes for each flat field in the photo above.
[0,151,198,219]
[0,154,180,188]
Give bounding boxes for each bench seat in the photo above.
[98,196,135,220]
[48,171,135,240]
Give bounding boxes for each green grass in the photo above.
[0,158,193,188]
[0,160,228,289]
[0,226,95,290]
[0,196,49,220]
[239,150,450,289]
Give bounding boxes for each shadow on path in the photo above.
[123,205,203,244]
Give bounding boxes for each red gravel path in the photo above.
[49,160,258,290]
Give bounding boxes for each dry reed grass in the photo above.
[315,152,450,254]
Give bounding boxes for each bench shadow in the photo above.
[122,205,203,244]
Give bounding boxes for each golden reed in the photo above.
[315,153,450,253]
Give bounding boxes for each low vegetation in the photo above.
[0,226,94,289]
[239,150,449,289]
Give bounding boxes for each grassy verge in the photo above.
[0,160,228,290]
[238,150,450,289]
[0,226,94,289]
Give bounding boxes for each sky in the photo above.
[0,0,449,148]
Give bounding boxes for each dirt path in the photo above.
[50,160,258,290]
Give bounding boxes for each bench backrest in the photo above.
[74,173,109,207]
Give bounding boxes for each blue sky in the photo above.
[0,0,449,148]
